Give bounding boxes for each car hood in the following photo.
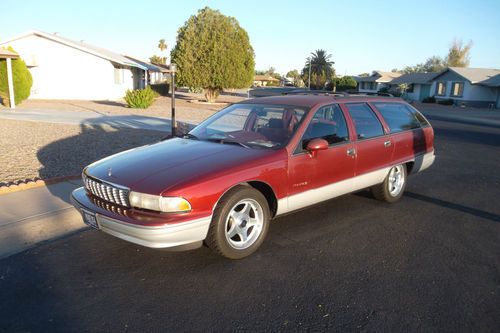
[85,138,275,194]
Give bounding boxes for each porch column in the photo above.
[6,58,15,109]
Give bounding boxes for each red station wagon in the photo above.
[71,94,435,259]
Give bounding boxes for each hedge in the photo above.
[0,47,33,106]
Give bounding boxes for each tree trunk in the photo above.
[204,88,220,103]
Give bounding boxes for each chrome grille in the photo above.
[90,196,128,216]
[84,175,130,207]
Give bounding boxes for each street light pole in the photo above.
[170,63,177,137]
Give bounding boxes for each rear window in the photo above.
[373,103,421,133]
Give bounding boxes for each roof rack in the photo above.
[347,91,395,97]
[282,89,348,97]
[282,89,394,98]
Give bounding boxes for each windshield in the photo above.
[188,103,308,148]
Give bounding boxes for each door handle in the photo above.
[346,148,356,157]
[384,140,392,147]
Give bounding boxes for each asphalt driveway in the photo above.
[0,107,499,332]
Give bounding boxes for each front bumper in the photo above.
[71,187,211,249]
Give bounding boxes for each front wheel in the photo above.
[205,186,270,259]
[372,164,407,203]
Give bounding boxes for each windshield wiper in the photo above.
[205,138,249,148]
[183,133,199,140]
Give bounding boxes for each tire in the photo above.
[205,185,270,259]
[372,164,407,203]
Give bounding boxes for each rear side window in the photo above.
[345,103,384,140]
[373,103,421,133]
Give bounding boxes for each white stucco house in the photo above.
[354,71,402,93]
[428,67,500,108]
[0,30,165,100]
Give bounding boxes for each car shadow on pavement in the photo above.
[405,191,500,223]
[434,127,500,147]
[425,114,500,130]
[37,120,167,203]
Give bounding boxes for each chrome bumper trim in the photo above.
[96,214,212,249]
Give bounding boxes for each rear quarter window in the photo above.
[373,102,421,133]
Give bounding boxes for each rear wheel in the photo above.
[372,164,407,203]
[205,186,270,259]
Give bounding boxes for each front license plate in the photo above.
[82,209,99,229]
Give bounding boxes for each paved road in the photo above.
[0,108,172,132]
[0,109,499,332]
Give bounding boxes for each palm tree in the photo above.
[306,49,335,89]
[157,39,167,64]
[158,39,167,53]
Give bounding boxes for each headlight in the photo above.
[129,191,191,213]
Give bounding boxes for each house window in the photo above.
[451,82,464,97]
[436,82,446,96]
[114,66,124,84]
[406,84,414,93]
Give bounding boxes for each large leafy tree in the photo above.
[0,47,33,106]
[446,39,473,67]
[286,69,301,87]
[402,56,446,74]
[171,7,255,102]
[335,76,357,91]
[400,39,472,73]
[302,49,335,89]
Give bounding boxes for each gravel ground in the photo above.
[0,119,165,184]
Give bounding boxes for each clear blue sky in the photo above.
[2,0,499,75]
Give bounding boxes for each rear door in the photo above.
[371,102,424,164]
[342,102,394,188]
[287,104,355,211]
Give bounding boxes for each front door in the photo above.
[288,104,356,211]
[419,84,431,101]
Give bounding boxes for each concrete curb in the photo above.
[0,206,86,259]
[0,175,80,195]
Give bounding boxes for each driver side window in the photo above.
[300,104,349,150]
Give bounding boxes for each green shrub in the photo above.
[437,98,454,105]
[422,96,436,103]
[0,47,33,106]
[124,86,156,108]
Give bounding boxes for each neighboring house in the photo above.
[354,71,402,93]
[429,67,500,108]
[124,56,171,85]
[0,30,162,100]
[253,75,280,87]
[389,72,439,102]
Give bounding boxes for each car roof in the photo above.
[239,94,405,109]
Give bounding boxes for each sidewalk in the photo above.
[0,179,86,258]
[0,108,172,132]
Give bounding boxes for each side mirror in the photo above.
[306,138,328,156]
